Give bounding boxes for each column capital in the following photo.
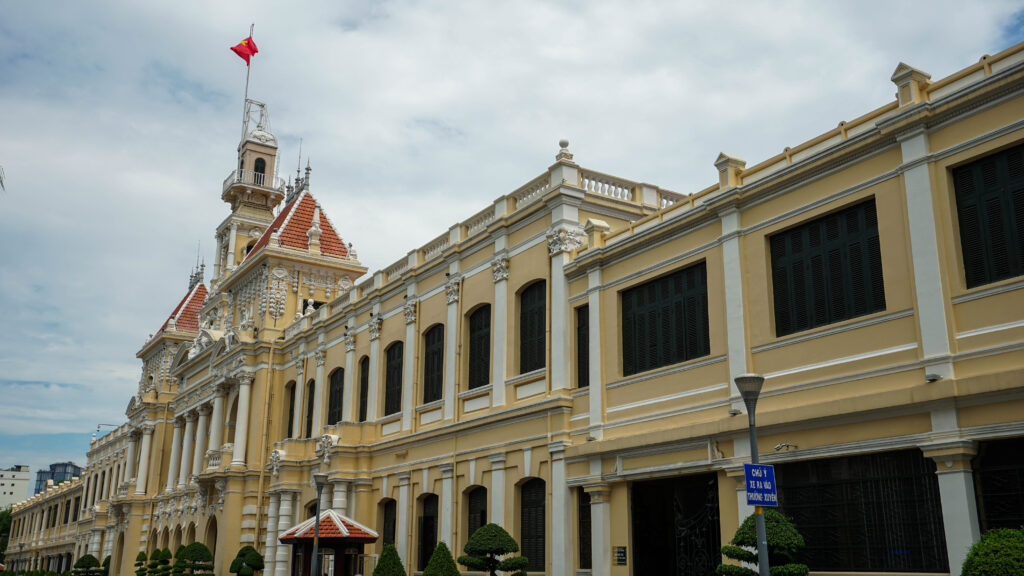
[583,483,612,503]
[214,383,230,397]
[548,440,569,460]
[491,256,509,283]
[197,404,212,416]
[344,332,356,352]
[397,471,411,485]
[438,463,454,477]
[403,300,417,324]
[921,440,977,472]
[487,452,506,467]
[445,276,461,304]
[236,373,255,386]
[547,224,585,256]
[140,424,155,435]
[368,316,383,340]
[315,349,326,367]
[183,411,198,422]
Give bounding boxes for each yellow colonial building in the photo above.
[6,42,1024,576]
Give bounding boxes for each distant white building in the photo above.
[0,465,30,509]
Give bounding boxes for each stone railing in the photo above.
[384,258,409,282]
[658,189,687,208]
[511,173,551,209]
[464,205,495,237]
[421,232,449,262]
[206,448,222,470]
[222,169,286,194]
[581,169,635,202]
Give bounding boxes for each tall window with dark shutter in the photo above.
[770,199,886,337]
[954,143,1024,288]
[467,486,487,540]
[417,494,439,570]
[358,357,369,422]
[285,382,296,437]
[384,342,403,416]
[578,488,592,569]
[328,368,344,425]
[521,478,546,572]
[576,305,589,388]
[423,325,444,404]
[520,281,546,373]
[622,261,710,376]
[382,499,397,545]
[468,305,491,389]
[304,380,315,438]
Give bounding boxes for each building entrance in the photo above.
[630,472,721,576]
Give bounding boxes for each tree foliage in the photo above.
[171,542,214,576]
[457,523,529,576]
[100,556,110,576]
[422,541,459,576]
[716,509,809,576]
[147,548,172,576]
[134,551,149,576]
[372,544,405,576]
[228,545,264,576]
[0,507,11,564]
[73,554,102,576]
[961,527,1024,576]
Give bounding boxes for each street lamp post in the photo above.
[311,473,328,576]
[735,373,770,576]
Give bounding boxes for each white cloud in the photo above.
[0,0,1020,436]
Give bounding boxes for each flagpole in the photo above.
[240,23,254,142]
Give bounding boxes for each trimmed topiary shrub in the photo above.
[134,551,148,576]
[73,554,102,576]
[173,542,214,576]
[961,527,1024,576]
[228,545,264,576]
[717,509,809,576]
[457,523,529,576]
[422,541,459,576]
[372,544,404,576]
[100,556,110,576]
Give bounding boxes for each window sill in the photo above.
[752,309,913,354]
[378,413,401,425]
[505,367,546,387]
[415,399,444,413]
[951,275,1024,304]
[459,384,492,400]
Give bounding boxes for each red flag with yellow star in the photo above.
[230,36,259,65]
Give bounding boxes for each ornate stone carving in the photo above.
[368,316,383,341]
[316,434,337,466]
[214,479,226,511]
[546,224,586,255]
[315,349,325,367]
[269,276,287,320]
[295,361,305,383]
[492,257,509,282]
[445,276,461,304]
[269,449,284,477]
[344,332,355,352]
[403,300,417,324]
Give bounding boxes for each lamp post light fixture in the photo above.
[735,373,770,576]
[312,472,328,576]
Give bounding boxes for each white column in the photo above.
[177,412,197,489]
[733,436,755,523]
[443,270,460,420]
[191,405,210,482]
[439,463,454,546]
[207,385,227,461]
[275,492,294,576]
[342,330,356,422]
[320,483,332,512]
[402,293,417,431]
[549,441,570,576]
[331,480,350,513]
[587,268,603,439]
[488,453,506,529]
[900,130,954,379]
[264,492,280,576]
[397,472,411,565]
[134,425,154,495]
[313,350,326,432]
[586,484,612,576]
[226,222,238,269]
[231,376,254,467]
[720,206,749,411]
[491,253,509,407]
[367,307,382,420]
[88,529,102,557]
[549,250,571,391]
[165,420,182,492]
[925,442,981,576]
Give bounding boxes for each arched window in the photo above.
[384,342,404,416]
[328,368,344,425]
[521,478,546,571]
[467,486,487,541]
[253,158,266,185]
[417,494,439,570]
[305,380,315,438]
[284,382,296,439]
[381,499,397,545]
[519,281,546,373]
[468,305,491,389]
[358,356,370,422]
[422,325,444,404]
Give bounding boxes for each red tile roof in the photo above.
[245,190,349,262]
[278,509,378,543]
[159,283,208,333]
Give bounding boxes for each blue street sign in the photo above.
[744,463,779,507]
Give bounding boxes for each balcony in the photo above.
[222,169,286,195]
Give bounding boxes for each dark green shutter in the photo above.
[358,357,369,422]
[383,500,396,545]
[286,384,295,436]
[576,305,589,388]
[520,281,546,373]
[418,495,438,571]
[578,488,592,569]
[384,343,403,415]
[954,143,1024,288]
[468,306,491,389]
[621,261,709,376]
[770,199,885,337]
[423,325,444,403]
[467,487,487,540]
[328,368,344,425]
[521,479,546,571]
[304,380,315,438]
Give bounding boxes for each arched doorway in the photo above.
[185,522,196,545]
[111,532,124,576]
[205,517,218,568]
[149,529,158,555]
[171,525,183,553]
[160,527,170,550]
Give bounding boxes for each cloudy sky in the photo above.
[1,0,1021,496]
